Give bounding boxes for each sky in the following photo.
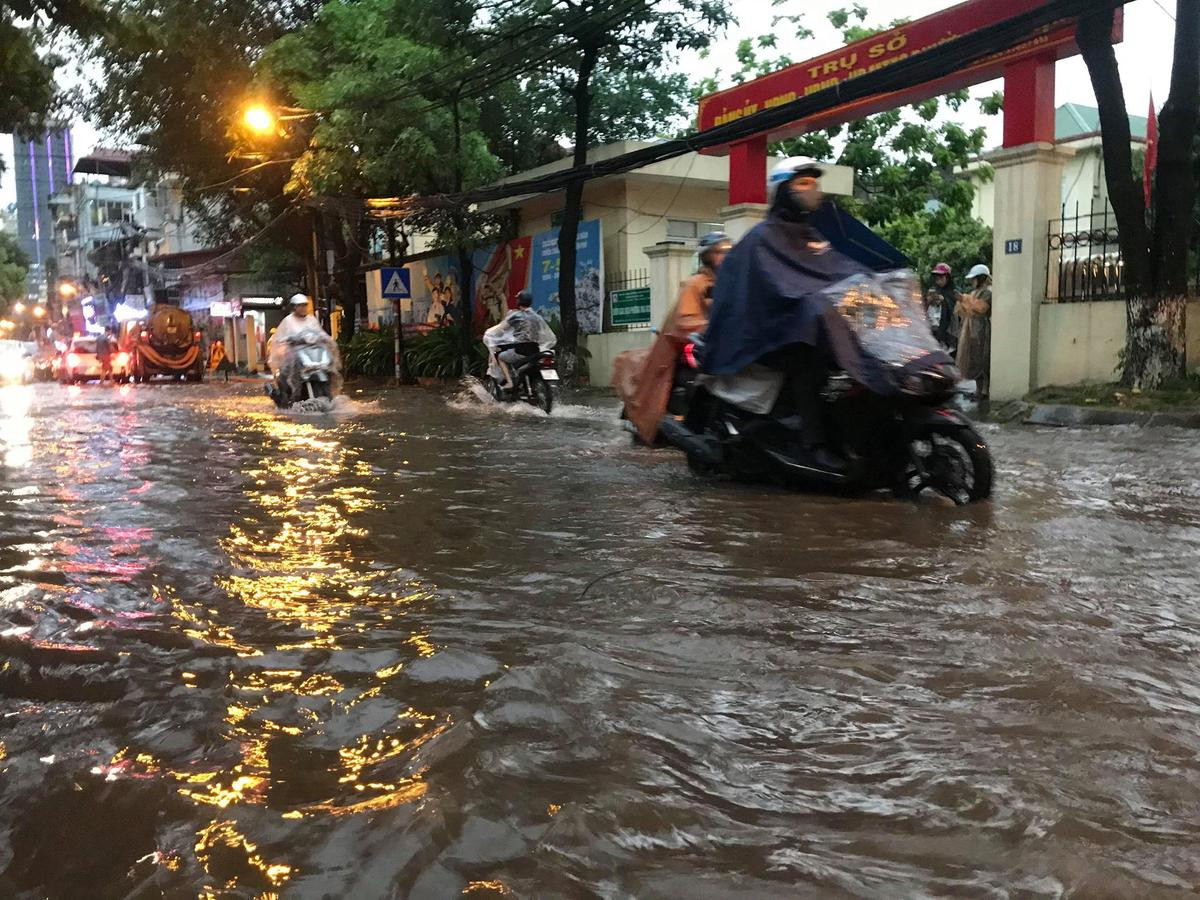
[0,0,1181,209]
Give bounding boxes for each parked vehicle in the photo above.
[660,272,993,504]
[58,336,131,384]
[127,305,204,382]
[482,345,558,414]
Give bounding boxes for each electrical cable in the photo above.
[341,0,1125,218]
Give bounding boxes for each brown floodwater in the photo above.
[0,380,1198,898]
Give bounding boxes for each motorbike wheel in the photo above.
[909,423,993,504]
[483,376,504,401]
[528,378,553,414]
[309,379,332,400]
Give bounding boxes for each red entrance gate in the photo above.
[698,0,1123,205]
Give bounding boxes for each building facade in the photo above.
[10,128,73,300]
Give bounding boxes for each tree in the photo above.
[257,0,505,362]
[489,0,733,382]
[0,233,31,307]
[85,1,319,262]
[1077,3,1199,388]
[0,1,113,180]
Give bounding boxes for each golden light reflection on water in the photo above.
[161,409,445,889]
[0,385,33,468]
[194,819,293,890]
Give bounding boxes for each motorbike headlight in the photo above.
[903,369,951,395]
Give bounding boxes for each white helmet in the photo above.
[289,292,311,308]
[966,264,991,280]
[767,156,825,203]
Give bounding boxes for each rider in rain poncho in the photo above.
[483,291,556,388]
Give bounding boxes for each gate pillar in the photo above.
[986,143,1074,400]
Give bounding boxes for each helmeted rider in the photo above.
[611,231,731,444]
[701,156,859,476]
[924,262,959,350]
[267,293,329,402]
[483,290,556,391]
[271,293,324,351]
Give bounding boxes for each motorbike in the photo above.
[658,272,993,505]
[483,344,558,414]
[268,331,340,408]
[620,338,702,444]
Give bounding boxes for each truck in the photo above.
[125,304,205,383]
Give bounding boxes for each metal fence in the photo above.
[1046,201,1125,303]
[603,268,652,332]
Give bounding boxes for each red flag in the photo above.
[505,236,532,308]
[1144,93,1158,210]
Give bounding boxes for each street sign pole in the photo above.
[394,299,402,381]
[380,267,413,383]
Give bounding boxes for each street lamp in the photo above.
[32,306,46,319]
[58,282,77,299]
[243,104,276,134]
[12,302,25,315]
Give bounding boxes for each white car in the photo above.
[59,337,132,384]
[0,339,35,384]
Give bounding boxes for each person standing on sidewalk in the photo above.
[956,263,992,401]
[924,262,959,352]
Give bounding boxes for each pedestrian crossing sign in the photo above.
[381,267,411,299]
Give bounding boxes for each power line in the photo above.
[345,0,1126,218]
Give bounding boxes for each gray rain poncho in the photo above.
[268,315,343,401]
[482,308,556,380]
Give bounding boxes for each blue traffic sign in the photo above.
[381,267,412,299]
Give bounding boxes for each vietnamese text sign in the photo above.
[610,287,652,326]
[697,0,1120,149]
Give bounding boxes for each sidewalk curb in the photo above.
[1025,404,1200,429]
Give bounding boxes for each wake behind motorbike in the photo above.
[659,272,993,504]
[483,343,558,414]
[268,331,340,409]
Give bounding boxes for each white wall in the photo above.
[1036,299,1200,387]
[1036,300,1125,386]
[582,330,653,387]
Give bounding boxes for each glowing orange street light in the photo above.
[12,302,25,315]
[58,282,77,298]
[243,104,276,134]
[32,306,46,318]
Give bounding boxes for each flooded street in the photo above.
[1,380,1198,898]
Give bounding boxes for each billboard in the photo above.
[469,218,603,334]
[377,218,604,333]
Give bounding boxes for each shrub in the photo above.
[404,325,488,378]
[343,327,394,377]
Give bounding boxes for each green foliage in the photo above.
[342,326,395,377]
[0,18,59,138]
[342,325,488,378]
[0,233,31,304]
[257,0,501,200]
[405,325,486,378]
[86,0,316,248]
[878,208,992,288]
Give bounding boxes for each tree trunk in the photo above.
[325,213,360,340]
[1124,294,1188,388]
[1150,0,1199,298]
[1077,8,1189,387]
[450,88,475,377]
[556,41,599,385]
